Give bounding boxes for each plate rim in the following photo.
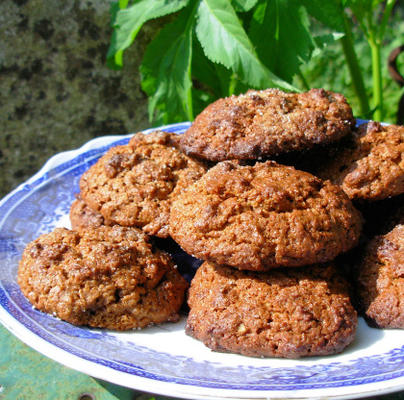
[2,288,404,400]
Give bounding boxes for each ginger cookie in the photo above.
[319,121,404,201]
[186,262,357,358]
[18,226,188,330]
[80,130,207,238]
[180,88,355,161]
[170,160,362,271]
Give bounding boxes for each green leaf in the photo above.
[195,0,296,91]
[192,37,249,98]
[118,0,129,8]
[192,88,216,116]
[140,4,196,124]
[215,64,236,96]
[315,32,346,46]
[192,38,224,98]
[346,0,370,25]
[346,0,385,38]
[109,2,120,25]
[107,0,189,69]
[300,0,345,32]
[109,0,129,25]
[231,0,258,12]
[249,0,315,82]
[312,32,345,56]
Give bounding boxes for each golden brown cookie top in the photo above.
[169,160,362,270]
[186,262,357,358]
[79,130,207,237]
[319,121,404,201]
[70,195,114,233]
[17,226,188,330]
[180,88,355,161]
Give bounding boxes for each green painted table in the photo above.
[1,323,403,400]
[0,324,175,400]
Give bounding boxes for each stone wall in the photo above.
[0,0,155,197]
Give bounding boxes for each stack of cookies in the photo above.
[17,88,404,359]
[17,131,207,331]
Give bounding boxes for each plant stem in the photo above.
[339,11,370,117]
[379,0,397,41]
[370,0,397,122]
[228,73,237,96]
[187,80,194,121]
[370,38,383,121]
[184,0,201,121]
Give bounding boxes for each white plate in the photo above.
[1,122,403,400]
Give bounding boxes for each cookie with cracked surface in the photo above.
[186,262,357,358]
[70,195,114,233]
[179,88,355,161]
[318,121,404,201]
[356,223,404,328]
[17,226,188,330]
[169,160,362,271]
[79,130,207,238]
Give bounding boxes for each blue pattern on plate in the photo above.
[1,122,404,392]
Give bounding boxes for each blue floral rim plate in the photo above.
[0,122,403,400]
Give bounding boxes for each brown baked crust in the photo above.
[169,160,362,271]
[70,196,114,232]
[356,224,404,328]
[186,262,357,358]
[17,226,188,330]
[319,121,404,201]
[79,131,207,238]
[179,88,355,161]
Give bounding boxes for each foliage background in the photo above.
[1,0,404,201]
[108,0,404,125]
[302,7,404,124]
